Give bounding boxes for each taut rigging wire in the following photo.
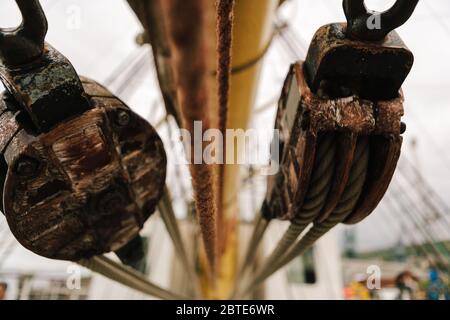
[237,134,336,290]
[239,137,370,297]
[78,256,189,300]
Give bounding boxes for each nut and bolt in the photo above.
[116,110,131,127]
[16,157,39,177]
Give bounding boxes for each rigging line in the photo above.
[266,136,367,276]
[382,195,432,255]
[103,48,153,100]
[399,156,450,219]
[232,32,307,280]
[216,0,234,137]
[383,194,445,269]
[276,25,303,60]
[235,215,269,282]
[391,177,450,258]
[240,137,369,297]
[385,187,450,277]
[165,116,191,203]
[113,54,152,97]
[423,1,450,42]
[389,182,450,267]
[404,106,450,169]
[103,48,146,87]
[216,0,235,252]
[376,201,418,250]
[397,167,450,229]
[220,164,266,213]
[245,134,336,285]
[254,95,280,114]
[274,19,308,58]
[77,255,189,300]
[248,166,258,222]
[280,5,449,259]
[274,29,298,62]
[389,185,438,248]
[393,170,450,244]
[392,182,449,258]
[0,217,6,234]
[283,25,308,56]
[0,237,17,270]
[356,203,402,252]
[157,186,200,297]
[396,167,450,240]
[234,134,338,297]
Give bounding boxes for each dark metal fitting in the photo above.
[343,0,419,42]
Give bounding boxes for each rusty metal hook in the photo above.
[343,0,419,41]
[0,0,48,67]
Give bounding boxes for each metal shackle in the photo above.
[343,0,419,41]
[0,0,48,67]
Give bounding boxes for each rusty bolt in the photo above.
[400,122,407,134]
[116,110,131,127]
[15,157,39,177]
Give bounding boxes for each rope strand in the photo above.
[240,137,370,297]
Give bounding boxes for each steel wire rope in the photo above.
[235,21,307,283]
[390,180,450,263]
[383,193,445,268]
[396,168,450,248]
[399,157,450,225]
[240,137,369,297]
[78,256,189,300]
[157,186,200,297]
[246,134,336,282]
[386,186,450,276]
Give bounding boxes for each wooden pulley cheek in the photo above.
[344,96,404,225]
[264,61,404,224]
[263,65,316,221]
[0,2,167,262]
[291,4,414,225]
[303,23,414,101]
[0,78,167,261]
[263,62,376,221]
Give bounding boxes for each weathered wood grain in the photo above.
[1,78,166,261]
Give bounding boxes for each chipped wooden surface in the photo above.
[1,78,166,261]
[264,62,403,225]
[345,135,402,224]
[303,23,414,101]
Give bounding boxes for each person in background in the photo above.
[0,282,7,300]
[426,268,448,300]
[395,271,419,300]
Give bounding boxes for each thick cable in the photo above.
[240,137,369,296]
[78,256,189,300]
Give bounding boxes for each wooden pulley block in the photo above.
[264,0,416,223]
[264,62,378,221]
[0,1,167,262]
[265,61,404,223]
[0,78,167,261]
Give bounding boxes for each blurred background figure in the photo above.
[426,268,449,300]
[395,271,419,300]
[0,282,7,300]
